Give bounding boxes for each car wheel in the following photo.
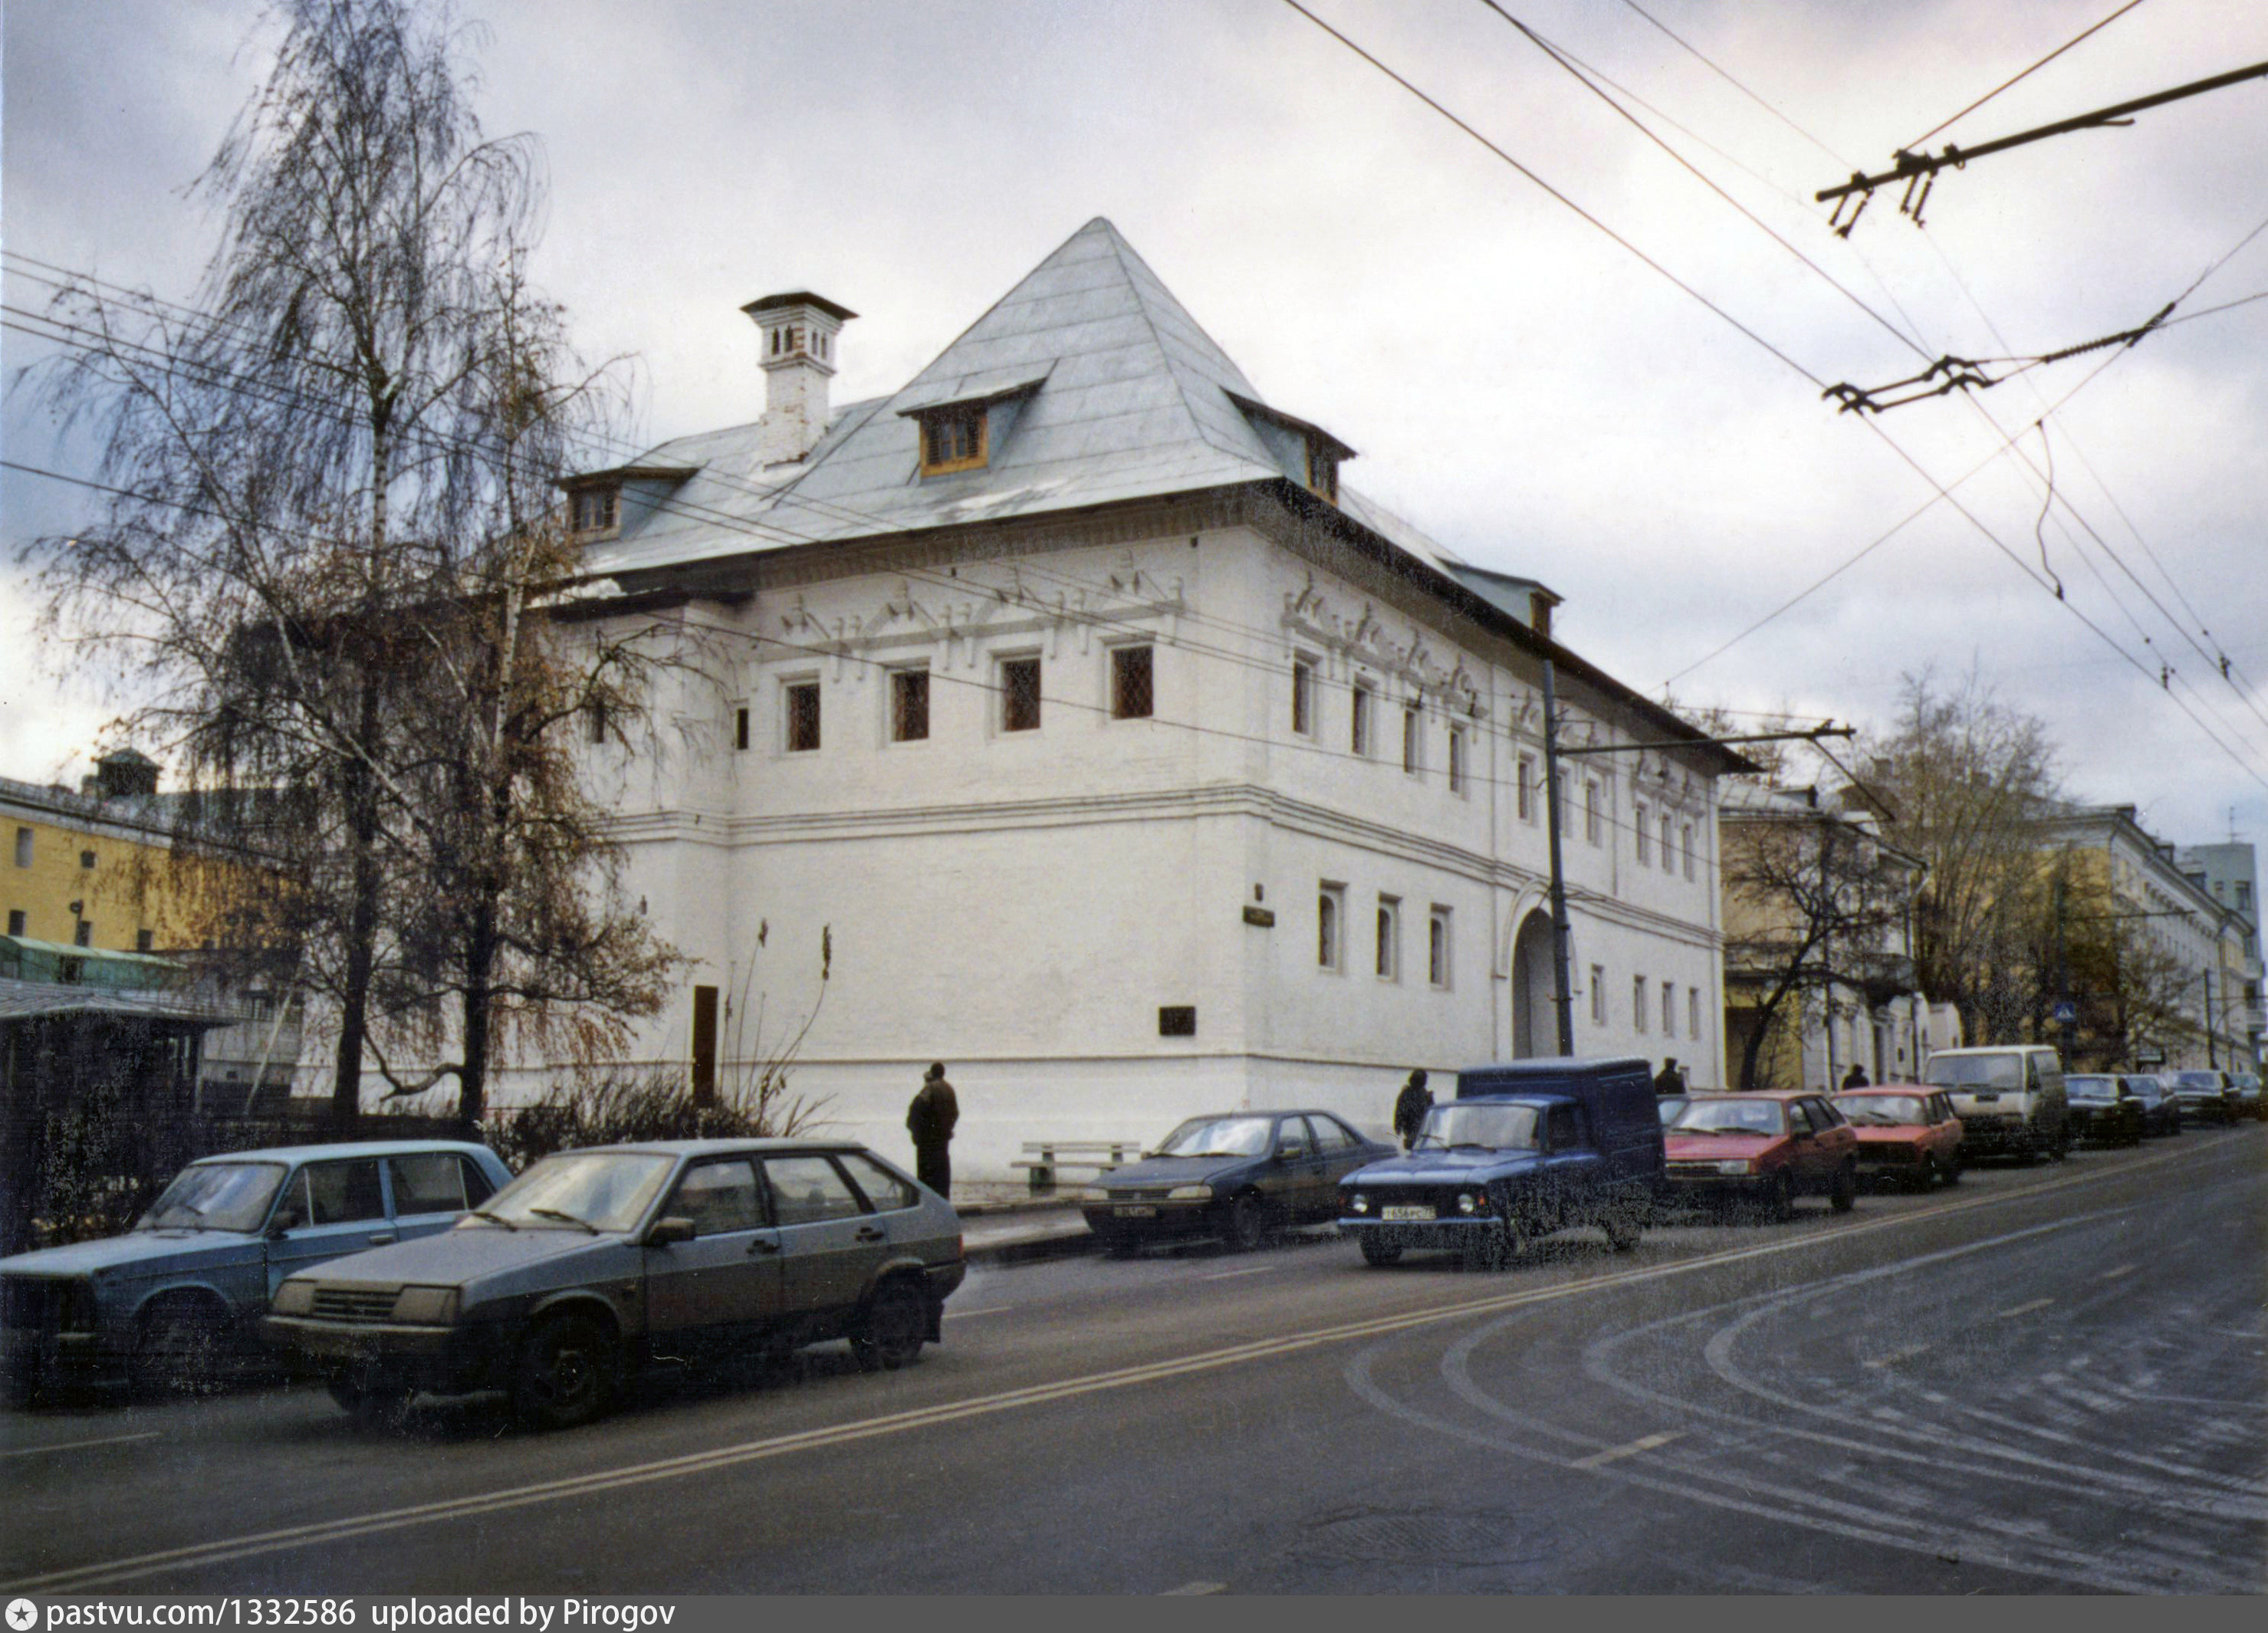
[130,1297,229,1396]
[1829,1161,1857,1214]
[1357,1234,1402,1267]
[1221,1191,1267,1253]
[511,1311,617,1431]
[851,1279,929,1372]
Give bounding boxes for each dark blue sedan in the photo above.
[1080,1111,1393,1253]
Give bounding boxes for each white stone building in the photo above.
[557,219,1746,1178]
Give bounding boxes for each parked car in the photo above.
[1829,1086,1964,1191]
[265,1139,962,1429]
[1656,1095,1688,1126]
[2063,1075,2147,1147]
[1923,1045,2069,1162]
[0,1141,510,1402]
[1081,1111,1392,1253]
[1662,1090,1859,1217]
[2162,1069,2240,1126]
[2122,1075,2184,1138]
[1338,1058,1666,1267]
[2227,1072,2263,1122]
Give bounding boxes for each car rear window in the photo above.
[1926,1056,2023,1089]
[389,1152,471,1213]
[837,1152,919,1213]
[764,1155,868,1226]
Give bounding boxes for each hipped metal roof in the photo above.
[0,974,235,1027]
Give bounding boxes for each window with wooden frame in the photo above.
[1110,644,1154,720]
[919,406,988,475]
[1428,905,1451,988]
[1688,987,1700,1040]
[1681,823,1698,880]
[1447,724,1467,794]
[1375,895,1400,981]
[1635,802,1651,863]
[1291,658,1315,737]
[1517,756,1536,823]
[1306,437,1339,503]
[1318,883,1345,972]
[1633,974,1648,1033]
[1402,705,1421,775]
[784,679,821,753]
[1660,813,1675,872]
[1589,964,1606,1024]
[1584,779,1602,846]
[570,486,619,534]
[890,668,930,743]
[1350,683,1373,757]
[1000,655,1042,732]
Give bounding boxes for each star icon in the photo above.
[7,1598,38,1631]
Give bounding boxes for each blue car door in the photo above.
[263,1155,397,1297]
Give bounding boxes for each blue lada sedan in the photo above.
[0,1140,510,1401]
[1080,1111,1393,1253]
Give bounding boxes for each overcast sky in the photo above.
[5,0,2264,852]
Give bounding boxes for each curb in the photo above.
[964,1224,1099,1267]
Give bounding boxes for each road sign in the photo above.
[2051,1000,2079,1026]
[2134,1045,2166,1066]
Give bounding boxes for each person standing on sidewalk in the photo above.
[907,1061,959,1198]
[1392,1069,1434,1150]
[1653,1057,1686,1097]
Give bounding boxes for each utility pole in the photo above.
[1540,660,1576,1056]
[2204,971,2217,1068]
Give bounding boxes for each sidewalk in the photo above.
[950,1181,1097,1266]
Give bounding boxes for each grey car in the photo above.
[261,1138,965,1429]
[0,1140,510,1401]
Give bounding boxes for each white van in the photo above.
[1922,1045,2069,1163]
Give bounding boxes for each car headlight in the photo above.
[271,1280,315,1316]
[1716,1161,1752,1176]
[1167,1184,1212,1201]
[1347,1192,1370,1214]
[390,1286,460,1325]
[1457,1192,1477,1214]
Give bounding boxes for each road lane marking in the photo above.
[2099,1263,2136,1280]
[1997,1298,2055,1319]
[13,1132,2250,1595]
[942,1306,1012,1319]
[1862,1343,1931,1369]
[1160,1582,1226,1595]
[1570,1430,1684,1469]
[0,1432,160,1460]
[1201,1266,1275,1280]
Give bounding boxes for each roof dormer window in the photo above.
[919,405,989,475]
[1305,438,1339,503]
[571,486,619,535]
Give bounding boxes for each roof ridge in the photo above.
[1093,222,1267,472]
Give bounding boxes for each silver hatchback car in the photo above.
[262,1138,965,1428]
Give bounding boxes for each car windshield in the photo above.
[471,1152,674,1233]
[1925,1055,2022,1089]
[1835,1094,1927,1125]
[1152,1117,1277,1158]
[1668,1099,1786,1136]
[1413,1103,1539,1152]
[136,1162,288,1232]
[2066,1077,2119,1102]
[1657,1096,1687,1125]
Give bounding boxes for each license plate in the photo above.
[1113,1204,1156,1218]
[1380,1204,1436,1222]
[1971,1092,2000,1102]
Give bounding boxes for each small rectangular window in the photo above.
[1306,438,1339,502]
[1158,1005,1197,1037]
[1633,974,1648,1033]
[571,488,618,534]
[785,681,821,752]
[1001,656,1042,732]
[1319,883,1345,972]
[6,909,25,936]
[1688,987,1700,1040]
[584,698,608,745]
[1660,813,1674,871]
[1589,964,1606,1025]
[1428,906,1451,988]
[735,706,751,752]
[136,928,153,952]
[1447,725,1466,794]
[1111,645,1154,720]
[1662,981,1675,1036]
[1351,684,1372,757]
[1376,895,1400,981]
[1402,705,1420,775]
[15,827,32,868]
[891,669,930,743]
[79,849,97,871]
[74,922,93,948]
[1291,659,1314,737]
[1585,780,1602,846]
[1682,823,1696,881]
[691,984,719,1106]
[920,406,988,474]
[1635,803,1651,863]
[1517,757,1536,823]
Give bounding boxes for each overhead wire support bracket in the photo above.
[1822,356,1997,416]
[1815,59,2268,213]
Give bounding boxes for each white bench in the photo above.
[1011,1139,1142,1193]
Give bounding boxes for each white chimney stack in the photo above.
[742,291,857,465]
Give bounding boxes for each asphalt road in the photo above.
[5,1125,2263,1595]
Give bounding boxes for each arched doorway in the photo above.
[1510,910,1556,1059]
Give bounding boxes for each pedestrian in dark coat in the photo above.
[906,1062,959,1198]
[1392,1069,1434,1150]
[1653,1057,1685,1097]
[1841,1063,1869,1090]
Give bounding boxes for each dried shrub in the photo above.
[489,1064,831,1172]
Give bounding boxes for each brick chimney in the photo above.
[742,291,857,465]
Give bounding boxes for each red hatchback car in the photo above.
[1831,1086,1965,1191]
[1662,1090,1859,1217]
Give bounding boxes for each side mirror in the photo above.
[646,1216,695,1247]
[266,1221,291,1240]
